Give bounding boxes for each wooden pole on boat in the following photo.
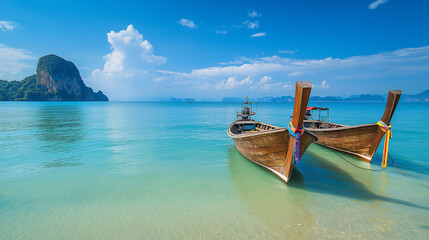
[283,81,312,182]
[367,90,402,160]
[380,90,402,125]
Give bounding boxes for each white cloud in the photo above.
[0,21,17,31]
[184,46,429,77]
[321,80,329,89]
[178,19,198,28]
[250,32,266,37]
[92,24,166,79]
[312,80,330,89]
[158,45,429,97]
[369,0,388,10]
[259,75,271,84]
[90,36,429,99]
[254,76,290,91]
[89,25,168,100]
[242,20,259,29]
[0,43,34,78]
[215,76,253,90]
[216,30,228,34]
[248,10,262,18]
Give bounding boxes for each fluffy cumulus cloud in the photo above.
[369,0,388,10]
[178,19,197,28]
[90,29,429,100]
[0,21,17,31]
[0,43,34,79]
[90,25,167,100]
[157,45,429,98]
[92,24,166,79]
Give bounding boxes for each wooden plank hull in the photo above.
[227,81,314,183]
[228,121,316,182]
[305,122,379,161]
[304,90,402,162]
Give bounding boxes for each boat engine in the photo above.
[236,96,256,121]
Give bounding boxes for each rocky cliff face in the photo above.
[35,54,108,101]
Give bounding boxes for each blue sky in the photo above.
[1,0,429,100]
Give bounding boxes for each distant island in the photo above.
[129,90,429,103]
[0,54,108,101]
[221,90,429,102]
[161,97,195,103]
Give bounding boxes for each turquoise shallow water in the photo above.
[1,101,428,239]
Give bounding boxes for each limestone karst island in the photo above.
[0,54,108,101]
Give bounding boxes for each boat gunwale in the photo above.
[304,120,378,161]
[304,120,378,132]
[227,119,318,140]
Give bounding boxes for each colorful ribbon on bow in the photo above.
[287,122,304,164]
[377,121,392,168]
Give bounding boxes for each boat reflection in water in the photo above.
[227,145,317,239]
[227,143,428,238]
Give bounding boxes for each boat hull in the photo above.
[304,122,379,161]
[228,121,316,182]
[303,90,402,162]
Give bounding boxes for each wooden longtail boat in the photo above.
[227,81,318,183]
[303,90,402,163]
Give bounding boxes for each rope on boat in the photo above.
[287,122,303,164]
[329,149,382,171]
[377,121,392,168]
[388,153,405,176]
[329,149,406,176]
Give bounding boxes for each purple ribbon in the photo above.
[294,131,301,164]
[287,122,303,164]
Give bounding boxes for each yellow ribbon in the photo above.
[377,121,392,168]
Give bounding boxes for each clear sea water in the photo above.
[1,101,428,239]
